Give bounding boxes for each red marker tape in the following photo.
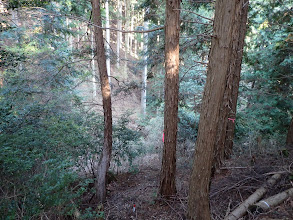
[228,118,235,123]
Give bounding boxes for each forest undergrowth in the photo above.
[80,148,293,220]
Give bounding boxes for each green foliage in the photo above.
[236,0,293,146]
[8,0,51,9]
[0,2,142,218]
[112,112,142,166]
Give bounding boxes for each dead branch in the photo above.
[224,173,282,220]
[251,188,293,212]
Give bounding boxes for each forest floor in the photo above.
[91,150,293,220]
[84,150,293,220]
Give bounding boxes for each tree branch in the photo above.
[174,9,214,22]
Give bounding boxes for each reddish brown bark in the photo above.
[213,0,249,172]
[159,0,180,197]
[187,0,249,219]
[91,0,112,203]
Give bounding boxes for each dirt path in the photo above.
[104,155,188,219]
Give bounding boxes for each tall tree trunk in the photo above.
[124,0,129,73]
[187,0,248,219]
[116,0,122,68]
[141,21,148,115]
[91,0,113,203]
[286,117,293,148]
[105,0,111,84]
[129,5,134,56]
[159,0,180,197]
[66,17,73,51]
[213,0,249,172]
[223,0,249,159]
[91,27,97,97]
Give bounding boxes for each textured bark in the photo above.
[213,0,249,172]
[105,0,111,83]
[224,0,249,159]
[187,0,247,219]
[286,117,293,148]
[159,0,180,197]
[225,174,281,220]
[91,28,97,97]
[91,0,113,203]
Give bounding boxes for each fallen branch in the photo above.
[250,187,293,213]
[224,173,282,220]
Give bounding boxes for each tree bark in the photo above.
[116,0,122,68]
[213,0,249,172]
[187,0,248,219]
[159,0,180,197]
[286,117,293,148]
[141,20,148,115]
[91,27,97,97]
[105,0,111,84]
[91,0,113,203]
[225,174,282,220]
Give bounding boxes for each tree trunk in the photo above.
[116,0,122,68]
[141,20,148,115]
[124,0,129,73]
[105,0,111,84]
[286,117,293,148]
[129,5,134,56]
[213,0,249,172]
[159,0,180,197]
[91,0,113,203]
[187,0,248,219]
[91,28,97,97]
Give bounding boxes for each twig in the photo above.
[220,166,250,170]
[263,171,288,176]
[194,61,208,65]
[160,197,184,220]
[181,19,213,26]
[174,9,214,22]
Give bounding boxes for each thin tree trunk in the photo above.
[159,0,180,197]
[105,0,111,84]
[129,5,134,56]
[66,17,73,51]
[124,0,129,73]
[91,28,97,97]
[91,0,112,203]
[141,21,148,115]
[187,0,247,219]
[124,0,129,54]
[213,0,249,172]
[116,0,122,68]
[286,117,293,148]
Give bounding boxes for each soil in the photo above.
[96,153,293,220]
